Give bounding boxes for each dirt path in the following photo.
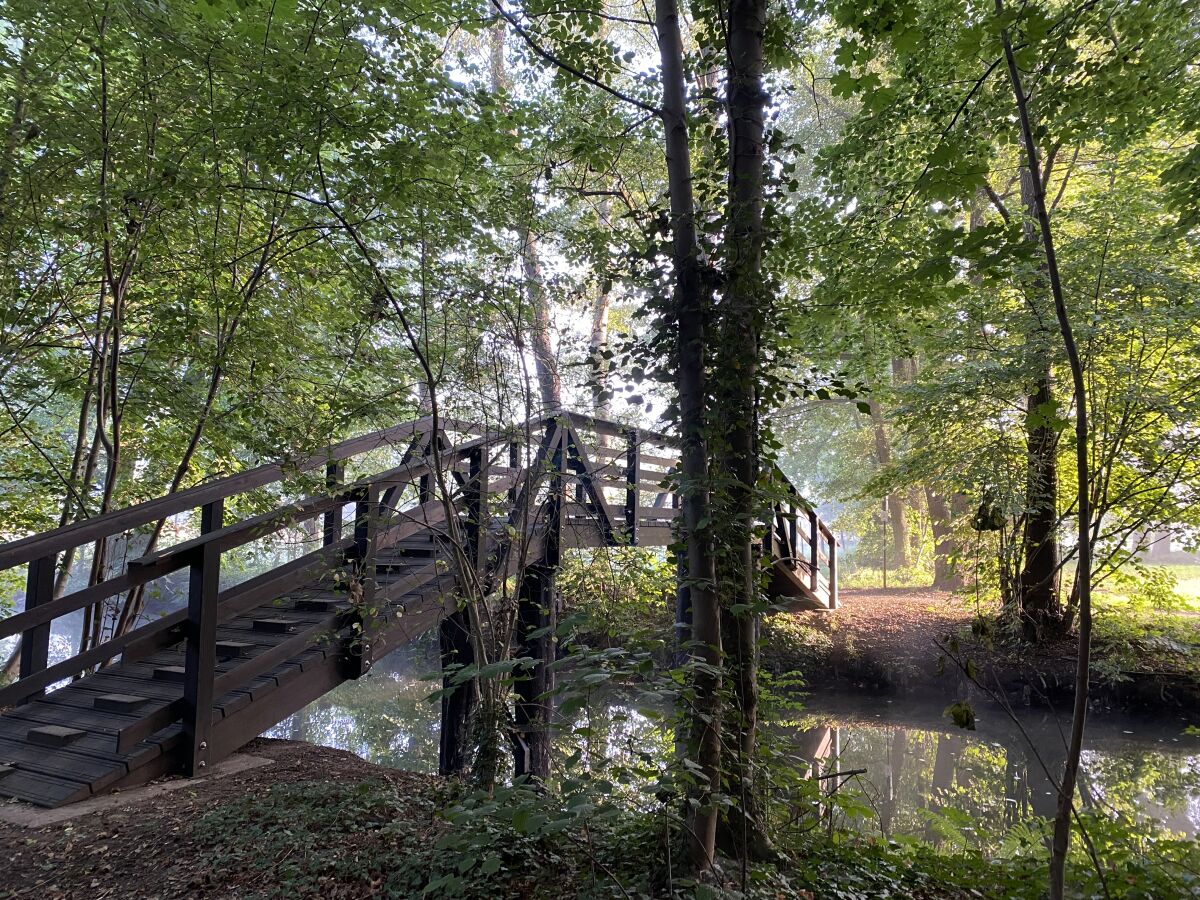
[783,586,1197,710]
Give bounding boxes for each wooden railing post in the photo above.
[466,446,491,574]
[353,485,379,607]
[625,428,640,546]
[345,484,380,677]
[508,440,520,505]
[183,498,223,776]
[788,502,798,563]
[809,510,820,591]
[323,460,345,547]
[17,554,55,691]
[828,529,839,609]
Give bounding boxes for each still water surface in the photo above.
[265,644,1200,850]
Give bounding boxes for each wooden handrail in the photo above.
[0,415,512,572]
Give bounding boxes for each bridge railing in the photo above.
[768,471,838,609]
[0,417,521,769]
[0,410,837,776]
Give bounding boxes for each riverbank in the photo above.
[763,587,1200,713]
[0,738,1006,900]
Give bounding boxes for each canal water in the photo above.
[265,642,1200,852]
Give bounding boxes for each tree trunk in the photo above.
[522,233,561,411]
[588,212,613,420]
[869,401,908,568]
[1017,165,1062,641]
[655,0,721,871]
[926,488,964,590]
[715,0,773,862]
[998,13,1094,897]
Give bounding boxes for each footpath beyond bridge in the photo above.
[0,411,836,807]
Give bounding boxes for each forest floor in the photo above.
[765,586,1200,710]
[0,738,1031,900]
[0,739,440,899]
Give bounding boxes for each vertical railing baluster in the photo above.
[809,509,819,591]
[17,554,55,692]
[788,501,798,564]
[419,434,433,505]
[354,485,379,607]
[625,428,640,546]
[508,440,520,506]
[183,498,223,776]
[323,460,345,547]
[827,528,839,610]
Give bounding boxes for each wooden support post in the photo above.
[810,510,820,591]
[183,499,223,776]
[17,554,55,693]
[512,422,564,779]
[438,608,475,777]
[625,428,640,546]
[466,447,491,574]
[348,485,379,676]
[513,562,556,780]
[323,461,345,547]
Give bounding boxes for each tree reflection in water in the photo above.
[266,645,1200,851]
[792,695,1200,852]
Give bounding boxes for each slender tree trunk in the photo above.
[998,11,1093,898]
[715,0,773,862]
[521,233,561,410]
[489,19,560,413]
[926,488,964,590]
[588,202,613,419]
[655,0,721,871]
[869,401,908,567]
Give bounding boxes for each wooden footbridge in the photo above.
[0,411,836,808]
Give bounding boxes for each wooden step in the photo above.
[154,665,187,682]
[27,725,86,748]
[216,640,256,657]
[252,617,294,634]
[0,763,14,778]
[293,598,342,613]
[93,694,147,713]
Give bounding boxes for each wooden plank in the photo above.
[0,736,126,784]
[2,703,135,736]
[0,768,92,808]
[212,615,338,697]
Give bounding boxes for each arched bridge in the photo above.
[0,411,836,807]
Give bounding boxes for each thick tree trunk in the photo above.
[715,0,773,862]
[1017,165,1062,641]
[655,0,721,871]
